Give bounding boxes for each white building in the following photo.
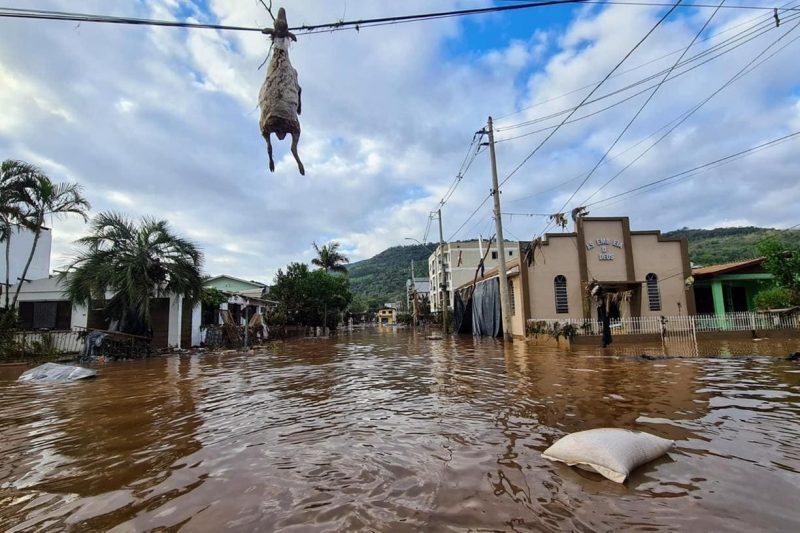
[0,226,52,301]
[428,239,518,312]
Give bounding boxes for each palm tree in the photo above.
[1,160,40,310]
[11,173,91,307]
[311,241,349,273]
[60,212,204,336]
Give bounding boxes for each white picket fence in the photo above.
[527,311,799,357]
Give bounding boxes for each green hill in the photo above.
[663,226,800,266]
[346,244,434,309]
[345,228,800,308]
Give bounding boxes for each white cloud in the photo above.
[1,1,798,285]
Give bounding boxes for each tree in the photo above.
[311,241,349,273]
[270,262,352,328]
[11,173,91,307]
[0,160,39,310]
[61,212,204,336]
[757,237,800,305]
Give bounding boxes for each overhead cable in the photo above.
[496,1,683,191]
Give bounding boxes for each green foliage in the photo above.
[664,226,800,266]
[526,320,577,342]
[61,212,204,336]
[757,237,800,304]
[346,244,433,307]
[311,241,349,273]
[753,287,794,310]
[270,262,353,328]
[202,287,228,307]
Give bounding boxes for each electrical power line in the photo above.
[553,0,726,215]
[495,1,683,192]
[494,8,798,140]
[578,14,800,205]
[0,1,592,34]
[1,3,798,36]
[584,129,800,209]
[493,2,789,122]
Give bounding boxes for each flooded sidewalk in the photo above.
[1,330,799,531]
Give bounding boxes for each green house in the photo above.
[204,275,266,294]
[692,258,774,316]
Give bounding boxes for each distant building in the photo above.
[692,257,774,315]
[202,275,275,330]
[0,225,52,302]
[428,239,518,312]
[377,307,397,326]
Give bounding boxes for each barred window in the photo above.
[646,273,661,311]
[554,275,568,314]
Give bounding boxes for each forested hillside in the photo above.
[346,227,800,308]
[346,244,433,309]
[663,227,800,266]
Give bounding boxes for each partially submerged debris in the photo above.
[18,362,97,383]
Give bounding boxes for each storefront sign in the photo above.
[586,238,623,261]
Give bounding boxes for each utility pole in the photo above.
[487,116,513,341]
[437,208,449,334]
[411,260,418,326]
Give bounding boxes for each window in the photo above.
[646,273,661,311]
[509,251,513,256]
[509,280,516,316]
[18,301,72,330]
[554,275,568,314]
[491,251,498,259]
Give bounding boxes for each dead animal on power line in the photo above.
[258,7,305,175]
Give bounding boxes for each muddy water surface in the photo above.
[1,330,800,531]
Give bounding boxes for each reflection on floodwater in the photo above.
[1,330,799,530]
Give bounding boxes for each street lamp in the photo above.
[404,237,434,253]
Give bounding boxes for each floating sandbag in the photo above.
[18,362,97,383]
[542,428,674,483]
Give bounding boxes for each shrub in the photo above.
[753,286,794,310]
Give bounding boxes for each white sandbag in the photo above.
[542,428,674,483]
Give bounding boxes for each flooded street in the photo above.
[2,330,800,531]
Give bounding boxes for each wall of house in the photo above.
[527,236,582,319]
[522,219,692,322]
[0,227,52,286]
[631,233,689,316]
[582,220,629,282]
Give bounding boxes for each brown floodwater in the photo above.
[1,330,800,532]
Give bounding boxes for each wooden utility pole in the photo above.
[411,260,418,326]
[437,208,449,334]
[487,117,513,341]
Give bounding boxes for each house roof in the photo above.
[204,275,266,288]
[692,257,766,278]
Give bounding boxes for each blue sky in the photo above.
[1,1,798,282]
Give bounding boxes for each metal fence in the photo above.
[1,326,153,361]
[2,329,83,361]
[528,312,799,337]
[527,312,799,357]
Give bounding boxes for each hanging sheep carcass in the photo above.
[258,8,305,175]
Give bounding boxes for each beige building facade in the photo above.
[523,217,695,322]
[428,239,518,312]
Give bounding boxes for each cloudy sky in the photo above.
[1,1,798,283]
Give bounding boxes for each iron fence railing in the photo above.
[1,326,153,361]
[528,312,799,338]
